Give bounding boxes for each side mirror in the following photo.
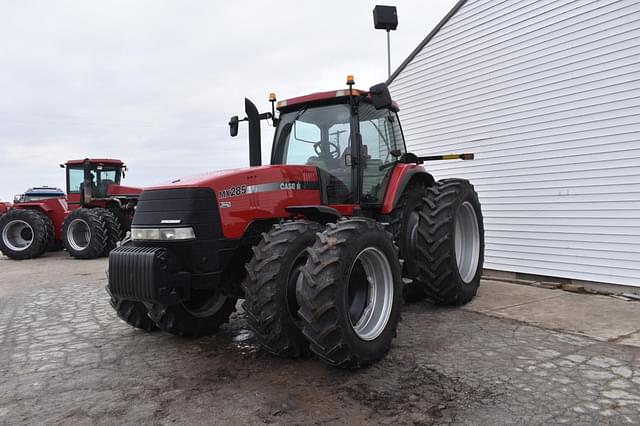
[369,83,392,109]
[229,116,239,137]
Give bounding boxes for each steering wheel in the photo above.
[314,142,340,159]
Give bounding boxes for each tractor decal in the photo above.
[218,185,247,199]
[219,181,320,199]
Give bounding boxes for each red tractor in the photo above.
[0,159,140,260]
[107,78,484,368]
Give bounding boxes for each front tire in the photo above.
[241,220,323,358]
[110,296,159,332]
[415,179,484,305]
[298,218,402,369]
[149,290,237,338]
[107,239,158,332]
[94,208,122,256]
[0,209,50,260]
[62,208,107,259]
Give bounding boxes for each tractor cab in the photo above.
[231,77,407,210]
[62,159,128,207]
[271,83,405,206]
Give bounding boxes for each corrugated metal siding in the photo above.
[390,0,640,287]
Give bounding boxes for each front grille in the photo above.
[130,187,224,275]
[132,188,220,240]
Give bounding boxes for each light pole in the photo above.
[373,5,398,78]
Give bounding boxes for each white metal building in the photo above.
[389,0,640,288]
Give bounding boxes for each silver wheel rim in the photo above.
[348,247,394,341]
[67,219,91,251]
[455,201,480,283]
[2,220,34,251]
[182,291,227,318]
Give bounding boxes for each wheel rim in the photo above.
[182,290,227,318]
[455,201,480,283]
[67,219,91,251]
[2,220,34,251]
[348,247,394,341]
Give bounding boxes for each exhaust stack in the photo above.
[245,98,262,167]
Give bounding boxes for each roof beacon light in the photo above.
[346,75,355,85]
[268,93,278,128]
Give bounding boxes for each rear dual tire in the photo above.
[0,209,51,260]
[416,179,484,306]
[62,208,122,259]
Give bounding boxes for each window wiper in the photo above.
[292,107,308,123]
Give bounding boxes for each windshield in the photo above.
[67,166,121,198]
[272,102,406,203]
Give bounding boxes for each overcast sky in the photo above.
[0,0,458,201]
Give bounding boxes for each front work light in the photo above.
[131,227,196,241]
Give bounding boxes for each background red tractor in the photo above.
[0,159,140,260]
[107,78,484,368]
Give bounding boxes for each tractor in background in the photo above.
[107,77,484,369]
[15,186,65,202]
[0,159,140,260]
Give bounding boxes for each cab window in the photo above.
[67,168,84,193]
[360,108,404,203]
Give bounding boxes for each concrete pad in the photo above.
[465,279,563,313]
[618,332,640,348]
[487,291,640,342]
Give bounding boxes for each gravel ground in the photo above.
[0,252,638,425]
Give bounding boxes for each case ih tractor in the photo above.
[107,77,484,368]
[0,159,140,260]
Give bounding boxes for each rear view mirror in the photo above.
[294,121,321,143]
[369,83,392,109]
[229,116,239,137]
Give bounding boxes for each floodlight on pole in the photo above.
[373,5,398,78]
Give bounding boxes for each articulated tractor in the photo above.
[0,159,140,260]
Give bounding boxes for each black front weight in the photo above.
[108,246,190,305]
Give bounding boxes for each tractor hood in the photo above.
[107,184,142,197]
[142,165,322,239]
[147,165,320,193]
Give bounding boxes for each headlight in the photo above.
[131,227,196,241]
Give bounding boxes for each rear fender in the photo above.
[381,164,435,214]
